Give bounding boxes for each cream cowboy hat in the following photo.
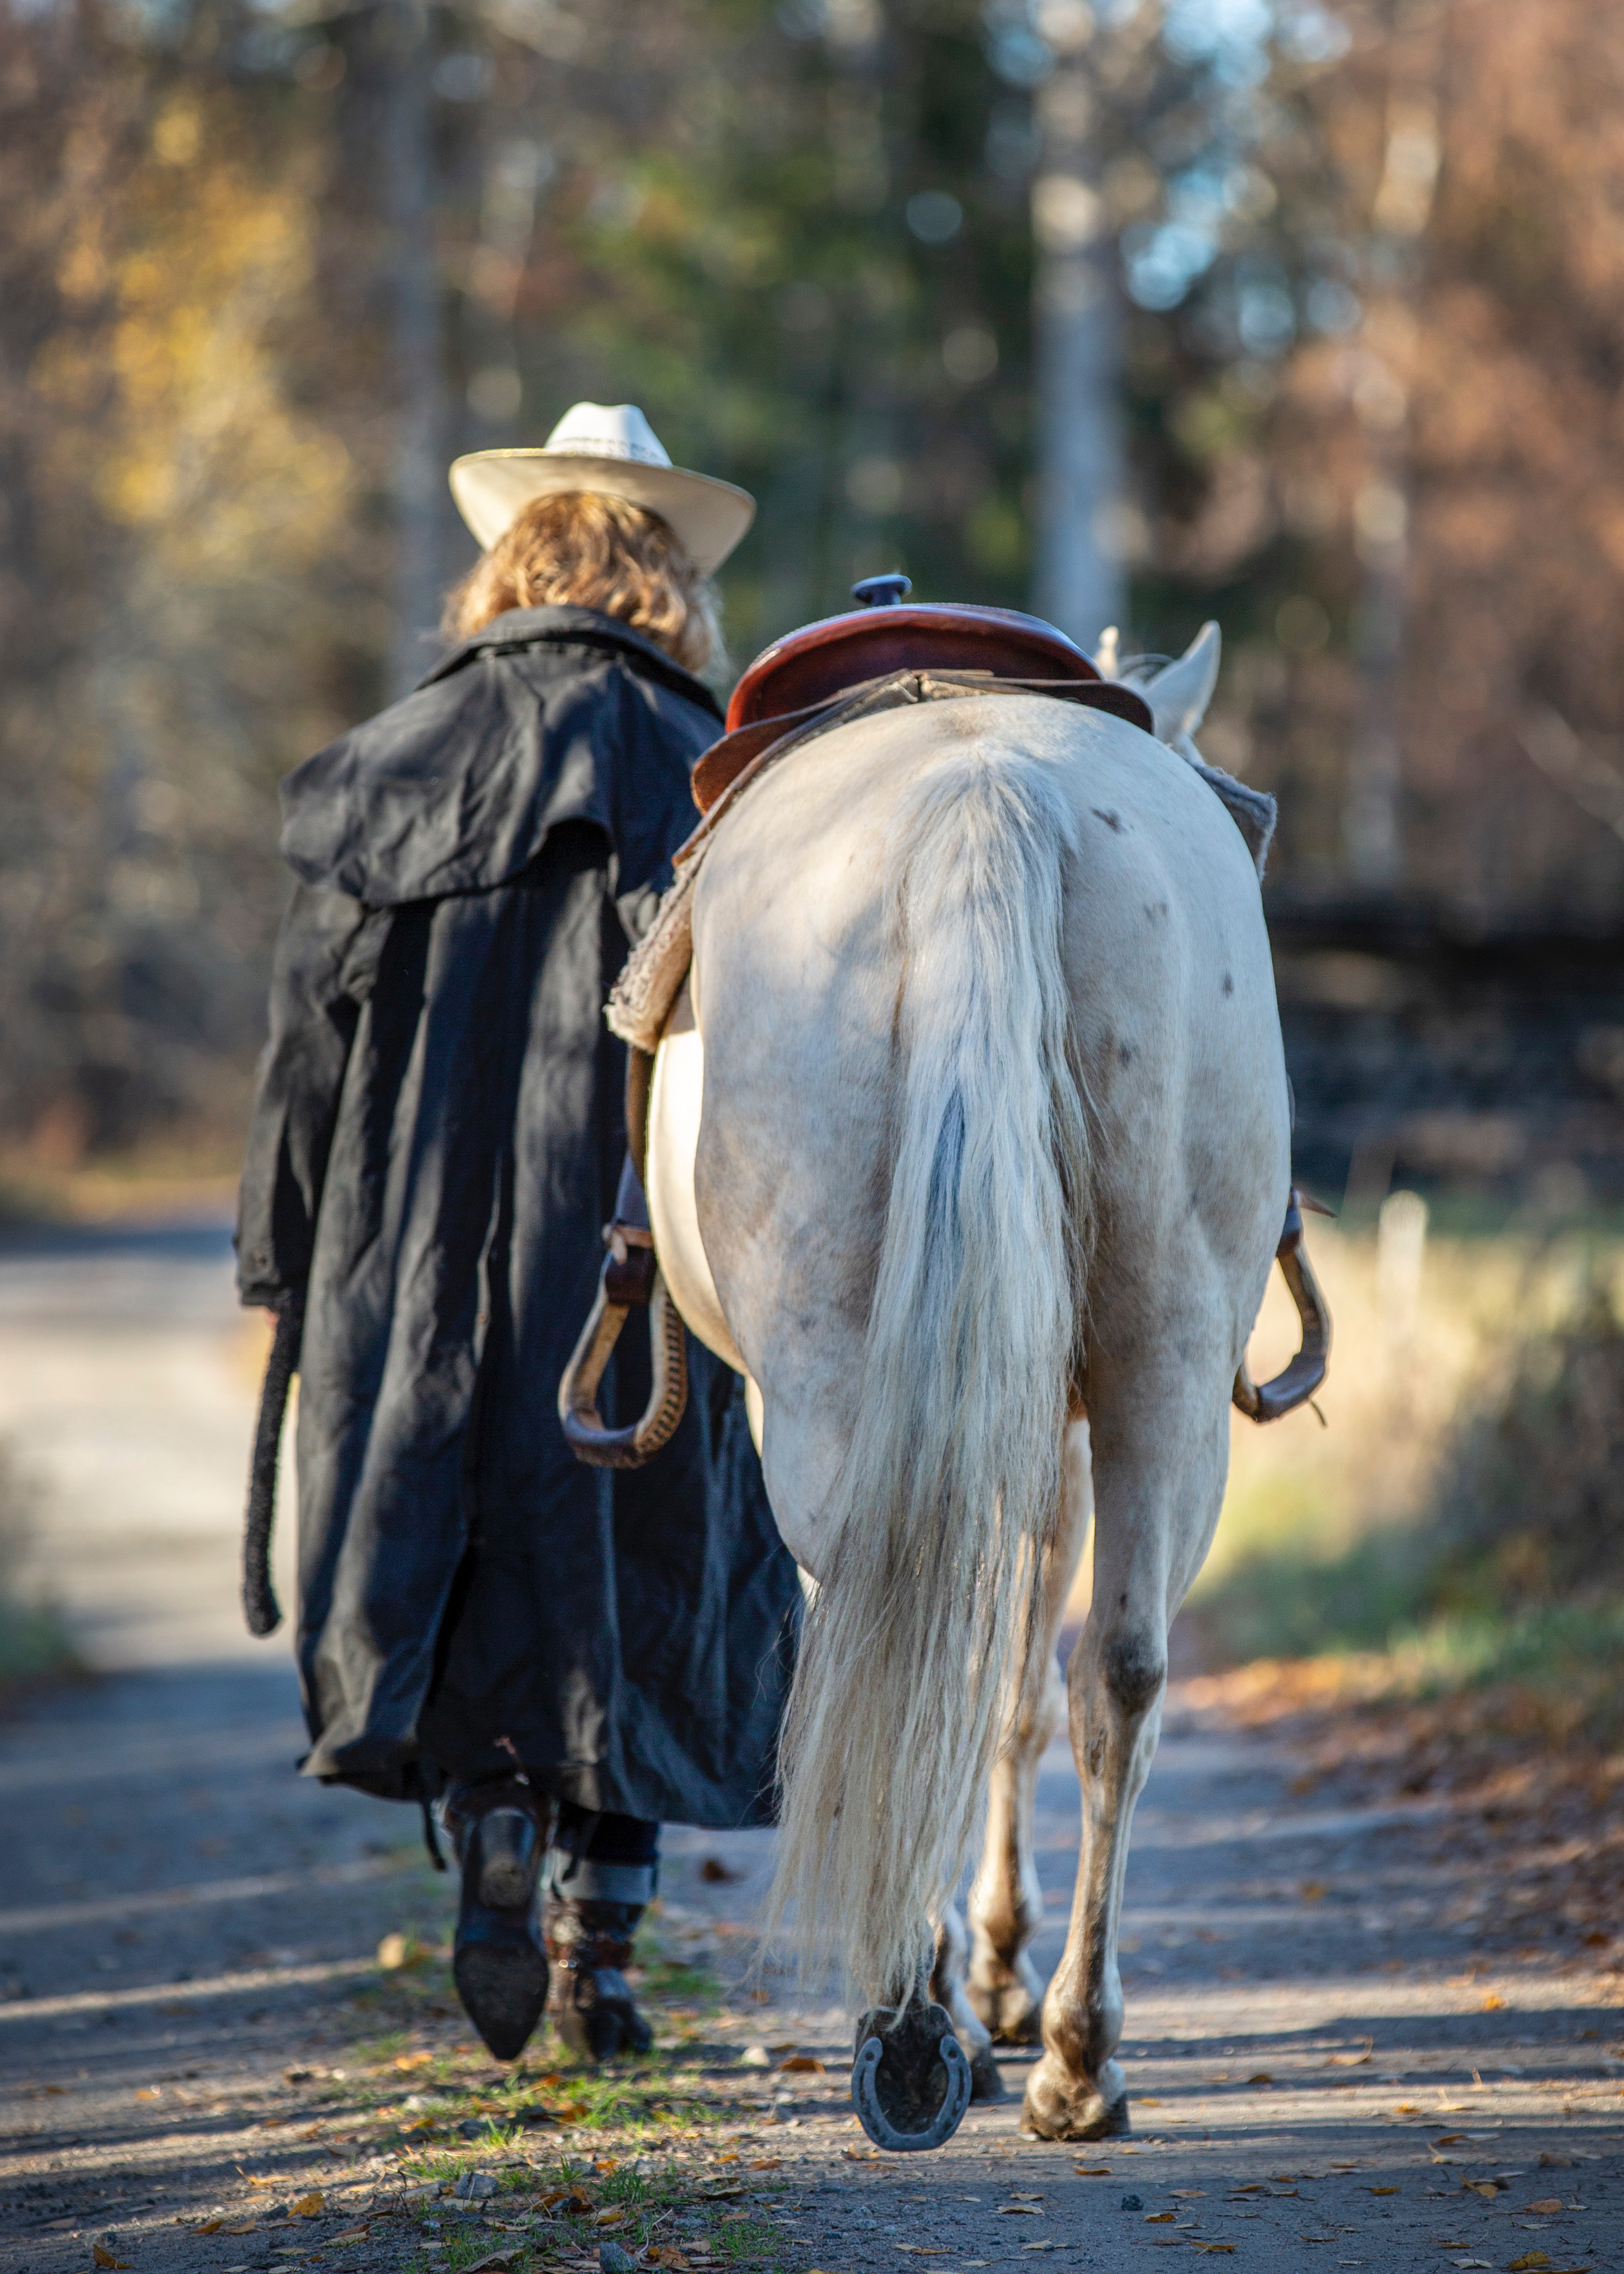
[448,402,756,574]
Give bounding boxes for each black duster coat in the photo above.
[236,604,799,1823]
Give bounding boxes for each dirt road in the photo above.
[1,1222,1620,2274]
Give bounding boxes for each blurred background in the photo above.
[0,0,1621,1757]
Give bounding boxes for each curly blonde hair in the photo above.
[443,490,722,674]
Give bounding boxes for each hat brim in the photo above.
[448,450,756,573]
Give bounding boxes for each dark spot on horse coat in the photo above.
[1117,1039,1134,1066]
[1092,807,1124,833]
[1143,900,1168,922]
[1103,1629,1166,1716]
[1222,969,1234,995]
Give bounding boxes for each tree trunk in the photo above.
[382,0,445,698]
[1031,34,1123,652]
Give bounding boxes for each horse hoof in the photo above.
[969,2044,1007,2103]
[1020,2052,1130,2142]
[966,1962,1045,2046]
[971,1987,1043,2046]
[851,2001,972,2151]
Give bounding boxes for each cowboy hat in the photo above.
[448,402,756,573]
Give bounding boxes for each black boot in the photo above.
[444,1777,549,2062]
[543,1893,653,2061]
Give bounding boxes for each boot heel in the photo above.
[475,1808,538,1910]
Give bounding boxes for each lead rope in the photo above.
[242,1289,304,1638]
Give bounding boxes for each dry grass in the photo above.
[1189,1208,1624,1662]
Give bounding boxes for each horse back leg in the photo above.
[1022,1362,1228,2142]
[966,1417,1091,2045]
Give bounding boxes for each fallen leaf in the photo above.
[376,1931,426,1971]
[1368,2185,1400,2195]
[895,2250,949,2258]
[394,2051,433,2070]
[1021,2245,1057,2254]
[997,2204,1044,2215]
[748,2157,782,2170]
[245,2177,282,2190]
[1508,2257,1552,2271]
[1526,2200,1564,2215]
[1537,2153,1574,2169]
[1170,2191,1206,2199]
[644,2252,692,2269]
[289,2193,325,2218]
[781,2055,825,2074]
[328,2231,370,2245]
[595,2208,627,2226]
[1301,1880,1330,1901]
[1074,2165,1111,2176]
[1481,1994,1506,2012]
[93,2252,130,2271]
[1245,2071,1274,2085]
[1139,2096,1164,2105]
[134,2085,162,2101]
[1145,2213,1176,2224]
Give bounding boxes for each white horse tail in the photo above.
[770,741,1091,2007]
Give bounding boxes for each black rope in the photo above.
[420,1797,448,1873]
[242,1290,305,1638]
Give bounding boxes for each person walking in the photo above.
[235,403,799,2064]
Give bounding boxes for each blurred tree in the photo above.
[3,0,1622,1172]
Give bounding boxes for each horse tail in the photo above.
[770,742,1091,2007]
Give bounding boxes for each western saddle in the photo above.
[691,573,1153,811]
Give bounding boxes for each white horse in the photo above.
[612,628,1293,2143]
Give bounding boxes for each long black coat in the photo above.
[236,604,799,1823]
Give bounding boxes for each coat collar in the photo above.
[419,603,723,722]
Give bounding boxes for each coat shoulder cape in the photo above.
[279,604,723,908]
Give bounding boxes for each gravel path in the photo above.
[1,1222,1620,2274]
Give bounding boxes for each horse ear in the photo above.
[1145,621,1221,744]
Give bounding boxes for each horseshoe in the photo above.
[851,2028,972,2153]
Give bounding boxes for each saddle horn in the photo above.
[1232,1186,1332,1424]
[558,1154,689,1469]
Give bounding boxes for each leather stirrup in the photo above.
[1232,1186,1332,1423]
[557,1153,688,1469]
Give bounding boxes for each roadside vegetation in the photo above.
[1177,1206,1624,1971]
[1192,1205,1624,1720]
[0,1441,77,1704]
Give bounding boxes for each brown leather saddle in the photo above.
[691,574,1153,812]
